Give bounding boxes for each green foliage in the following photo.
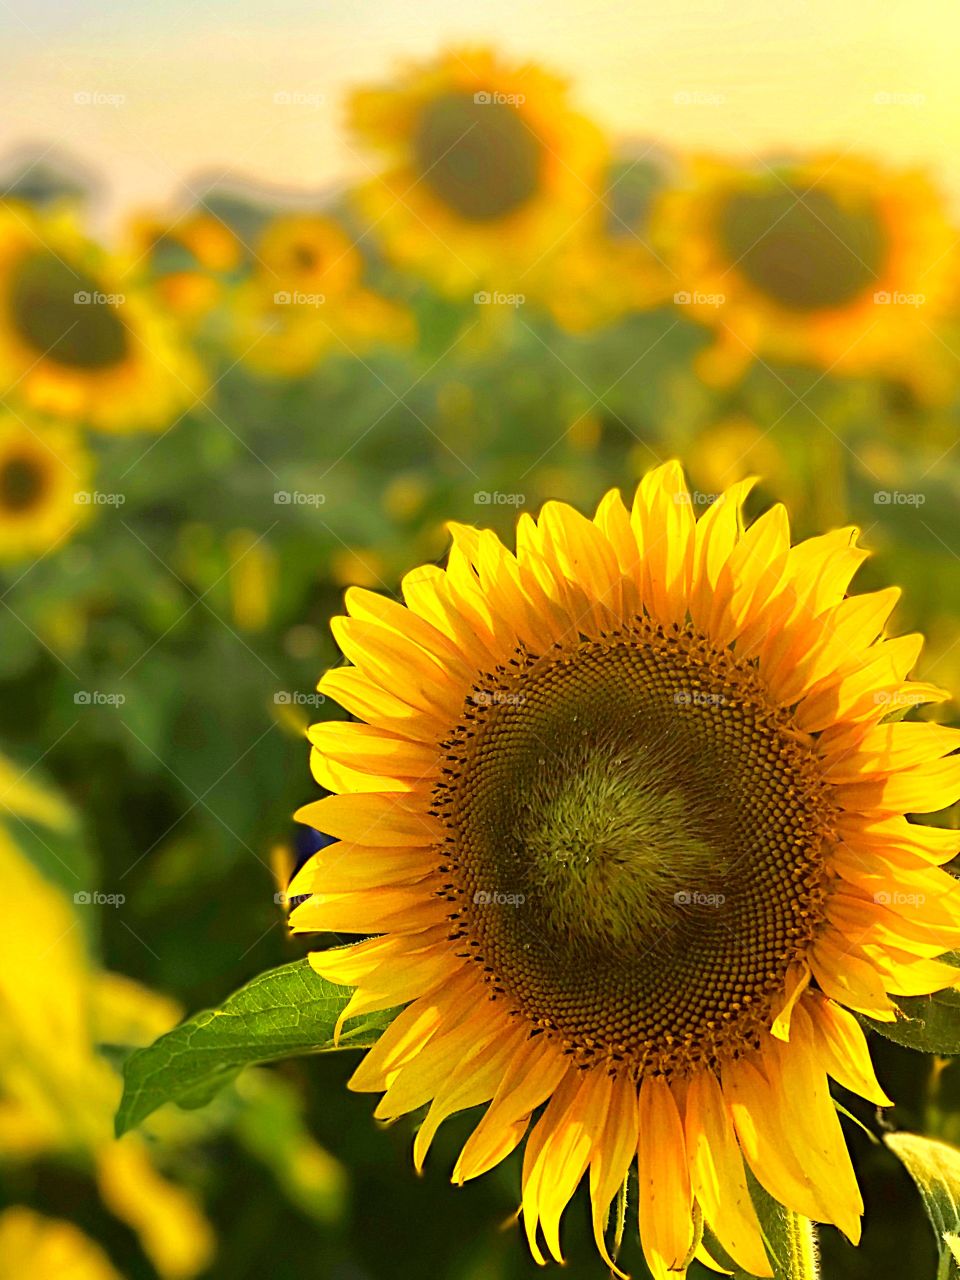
[116,959,391,1135]
[886,1132,960,1279]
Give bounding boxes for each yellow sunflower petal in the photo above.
[685,1067,771,1277]
[807,993,892,1106]
[637,1075,694,1275]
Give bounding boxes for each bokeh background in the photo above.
[1,3,960,1277]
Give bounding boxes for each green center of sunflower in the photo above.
[0,453,46,513]
[8,251,128,369]
[412,91,543,222]
[719,185,886,312]
[436,623,832,1077]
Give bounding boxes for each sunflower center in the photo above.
[412,91,543,222]
[8,251,128,369]
[719,185,885,312]
[291,243,319,272]
[0,453,46,513]
[436,623,832,1077]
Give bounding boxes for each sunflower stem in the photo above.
[779,1211,820,1280]
[745,1170,820,1280]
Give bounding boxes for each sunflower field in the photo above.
[3,40,960,1280]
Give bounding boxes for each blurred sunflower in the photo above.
[128,208,241,320]
[0,417,90,561]
[0,762,214,1278]
[531,225,670,333]
[231,214,413,377]
[652,156,958,393]
[0,202,204,432]
[292,461,960,1277]
[528,155,671,332]
[257,214,362,298]
[349,47,606,295]
[0,1208,122,1280]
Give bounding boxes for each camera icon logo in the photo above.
[473,91,492,104]
[73,891,92,904]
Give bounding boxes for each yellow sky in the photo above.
[2,0,959,228]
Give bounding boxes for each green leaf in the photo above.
[886,1132,960,1279]
[863,985,960,1055]
[115,958,391,1136]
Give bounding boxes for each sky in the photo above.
[2,0,959,230]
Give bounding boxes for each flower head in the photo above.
[652,157,958,396]
[293,462,960,1276]
[0,203,204,432]
[349,48,606,296]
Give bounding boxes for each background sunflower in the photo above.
[651,156,959,396]
[0,417,90,560]
[0,205,205,434]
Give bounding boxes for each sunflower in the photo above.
[0,1208,122,1280]
[0,417,91,561]
[231,215,413,377]
[651,156,958,393]
[0,202,204,432]
[257,214,363,299]
[524,154,672,333]
[128,208,242,319]
[349,48,607,295]
[291,461,960,1277]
